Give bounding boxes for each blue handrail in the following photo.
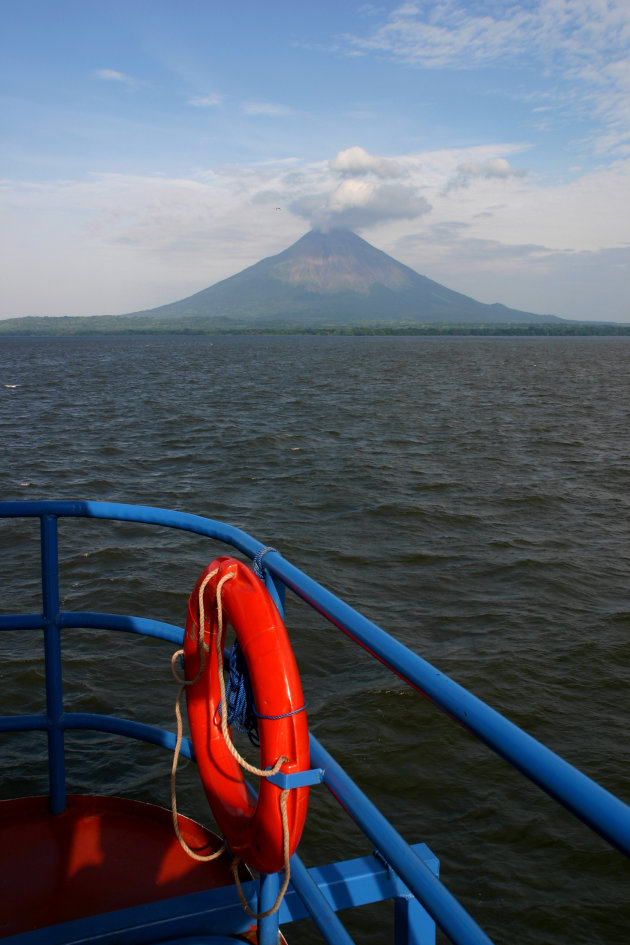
[1,500,629,945]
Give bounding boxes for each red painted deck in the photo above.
[0,794,248,938]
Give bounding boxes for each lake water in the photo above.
[1,334,629,943]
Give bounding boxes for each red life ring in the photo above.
[184,556,309,874]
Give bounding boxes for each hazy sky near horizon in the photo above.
[1,0,629,322]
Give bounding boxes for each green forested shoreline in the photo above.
[1,317,629,337]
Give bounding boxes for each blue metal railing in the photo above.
[1,500,629,945]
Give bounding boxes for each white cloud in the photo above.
[342,1,630,70]
[290,145,429,229]
[188,93,222,107]
[0,170,304,316]
[392,228,630,320]
[339,1,630,157]
[447,157,528,190]
[329,146,404,178]
[241,101,297,117]
[291,179,430,230]
[92,68,138,86]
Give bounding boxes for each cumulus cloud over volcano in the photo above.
[290,146,431,230]
[329,146,404,179]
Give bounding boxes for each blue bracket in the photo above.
[267,767,325,789]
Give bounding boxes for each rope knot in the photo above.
[252,546,277,580]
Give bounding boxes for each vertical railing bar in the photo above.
[262,568,286,616]
[394,895,437,945]
[287,852,359,945]
[40,513,66,814]
[257,873,280,945]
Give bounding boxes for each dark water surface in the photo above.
[1,334,629,943]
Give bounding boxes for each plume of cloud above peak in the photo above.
[291,180,431,231]
[329,146,404,178]
[291,146,430,230]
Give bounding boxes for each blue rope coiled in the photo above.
[225,639,260,746]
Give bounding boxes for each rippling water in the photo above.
[1,334,629,944]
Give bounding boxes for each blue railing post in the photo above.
[395,895,437,945]
[40,513,66,814]
[259,555,286,617]
[257,872,280,945]
[264,571,286,616]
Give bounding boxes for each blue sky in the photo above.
[1,0,629,321]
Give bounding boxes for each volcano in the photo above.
[127,229,560,328]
